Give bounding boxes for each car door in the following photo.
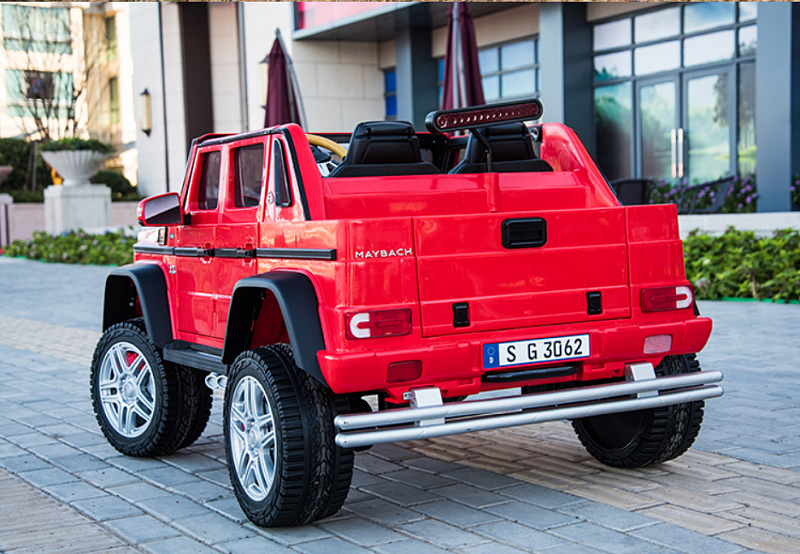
[215,138,266,338]
[174,146,221,341]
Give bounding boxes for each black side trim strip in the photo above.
[256,248,336,261]
[482,364,578,384]
[214,248,256,259]
[133,245,175,256]
[174,247,213,257]
[163,341,227,374]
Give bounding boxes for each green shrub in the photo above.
[4,229,135,266]
[685,227,800,302]
[91,170,140,202]
[41,137,115,155]
[0,138,53,195]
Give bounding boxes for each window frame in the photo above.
[478,36,540,102]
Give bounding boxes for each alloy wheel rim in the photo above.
[98,342,156,438]
[229,375,276,502]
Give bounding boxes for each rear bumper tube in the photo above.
[334,370,723,449]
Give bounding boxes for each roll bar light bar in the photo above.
[425,99,543,173]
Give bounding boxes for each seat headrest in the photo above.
[466,122,535,164]
[347,121,422,165]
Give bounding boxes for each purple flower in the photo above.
[746,196,752,204]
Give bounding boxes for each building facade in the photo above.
[0,2,137,186]
[130,1,799,212]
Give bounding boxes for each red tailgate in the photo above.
[414,207,631,337]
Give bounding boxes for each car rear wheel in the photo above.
[572,354,705,468]
[224,346,353,527]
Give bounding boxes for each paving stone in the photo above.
[163,451,226,473]
[531,545,614,554]
[558,500,659,532]
[139,495,212,522]
[19,466,79,487]
[103,514,182,543]
[631,523,746,554]
[320,516,406,546]
[487,500,580,530]
[717,526,800,554]
[344,498,424,526]
[7,432,60,448]
[206,495,248,523]
[255,525,333,546]
[44,480,107,502]
[72,494,143,521]
[350,468,387,488]
[369,443,423,462]
[140,465,203,487]
[109,482,174,503]
[640,504,744,535]
[399,519,485,548]
[459,543,531,554]
[551,522,665,554]
[108,455,170,472]
[219,536,294,554]
[141,536,220,554]
[355,453,406,475]
[291,537,373,554]
[360,480,440,507]
[434,483,511,509]
[383,468,455,490]
[444,466,521,491]
[343,488,372,504]
[79,467,138,487]
[172,479,230,502]
[50,453,111,473]
[0,453,51,472]
[473,520,567,551]
[411,499,502,528]
[60,431,108,448]
[373,539,452,554]
[174,512,255,544]
[196,468,232,488]
[499,482,584,509]
[402,457,465,474]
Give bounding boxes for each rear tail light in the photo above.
[346,309,412,339]
[641,286,694,313]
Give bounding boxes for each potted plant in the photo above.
[41,138,114,186]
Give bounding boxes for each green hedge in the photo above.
[4,229,135,266]
[0,138,52,197]
[685,228,800,302]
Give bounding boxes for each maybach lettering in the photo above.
[93,98,723,529]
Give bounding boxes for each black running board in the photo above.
[163,342,227,374]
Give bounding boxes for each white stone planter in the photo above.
[41,150,107,186]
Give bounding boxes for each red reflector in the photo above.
[426,99,543,133]
[387,361,422,383]
[641,286,694,312]
[644,334,673,354]
[346,309,412,340]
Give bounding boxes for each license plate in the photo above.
[483,333,590,369]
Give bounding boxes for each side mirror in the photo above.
[137,192,183,226]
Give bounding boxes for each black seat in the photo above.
[610,178,652,206]
[449,123,553,174]
[328,121,440,178]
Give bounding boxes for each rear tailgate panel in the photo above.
[415,207,631,337]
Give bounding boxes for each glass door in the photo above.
[637,78,679,181]
[682,68,735,183]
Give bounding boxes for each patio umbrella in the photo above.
[441,2,484,110]
[264,29,307,128]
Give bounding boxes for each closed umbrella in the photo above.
[441,2,484,111]
[264,29,307,128]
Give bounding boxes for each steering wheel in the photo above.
[306,134,347,159]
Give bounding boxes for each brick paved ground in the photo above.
[1,257,799,554]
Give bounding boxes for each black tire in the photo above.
[224,346,353,527]
[175,369,213,450]
[572,354,705,468]
[90,319,199,457]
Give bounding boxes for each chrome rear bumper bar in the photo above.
[334,370,723,449]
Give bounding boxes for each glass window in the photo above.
[634,41,680,76]
[479,38,538,101]
[198,151,221,211]
[640,82,676,180]
[501,41,534,71]
[684,3,735,35]
[234,144,264,208]
[595,83,632,181]
[109,77,119,125]
[686,73,730,183]
[106,16,117,63]
[594,19,631,51]
[739,3,757,23]
[594,51,631,82]
[738,62,756,177]
[273,141,292,207]
[479,47,499,74]
[684,31,735,67]
[634,8,680,44]
[739,26,757,57]
[384,69,397,119]
[2,5,71,54]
